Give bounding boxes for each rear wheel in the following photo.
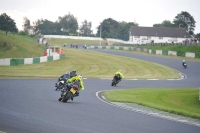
[62,91,72,103]
[111,79,116,86]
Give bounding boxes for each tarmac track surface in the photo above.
[0,49,200,133]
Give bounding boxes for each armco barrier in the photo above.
[148,49,152,54]
[17,59,24,65]
[33,57,40,64]
[47,56,53,61]
[156,50,162,55]
[10,59,18,66]
[40,56,47,63]
[60,54,65,59]
[152,49,156,54]
[90,46,199,59]
[53,54,60,60]
[24,58,33,64]
[168,51,177,56]
[195,53,200,58]
[177,51,185,57]
[162,50,168,55]
[0,58,10,66]
[119,47,124,50]
[0,54,66,66]
[185,52,195,58]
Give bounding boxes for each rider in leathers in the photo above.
[55,70,77,87]
[182,60,186,67]
[65,74,84,100]
[114,70,124,82]
[69,69,77,78]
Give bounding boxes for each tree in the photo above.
[23,17,31,34]
[161,20,175,27]
[97,18,138,41]
[173,11,196,35]
[0,13,18,32]
[79,20,93,36]
[35,19,58,35]
[97,18,121,39]
[153,23,162,27]
[195,33,200,38]
[153,20,175,27]
[58,13,78,35]
[119,21,138,41]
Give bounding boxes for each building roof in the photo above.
[130,26,192,38]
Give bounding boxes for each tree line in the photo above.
[0,11,200,41]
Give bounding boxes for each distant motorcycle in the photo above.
[58,80,80,103]
[111,74,121,86]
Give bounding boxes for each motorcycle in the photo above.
[58,80,80,103]
[55,74,70,91]
[183,62,187,68]
[111,74,121,86]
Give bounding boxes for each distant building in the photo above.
[129,26,193,44]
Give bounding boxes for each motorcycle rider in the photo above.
[182,60,187,67]
[55,71,70,87]
[55,70,77,89]
[65,74,84,100]
[69,69,77,78]
[114,70,124,82]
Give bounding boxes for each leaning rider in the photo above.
[182,60,186,66]
[55,71,70,87]
[115,70,124,82]
[66,74,85,100]
[69,69,77,78]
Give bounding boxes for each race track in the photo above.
[0,49,200,133]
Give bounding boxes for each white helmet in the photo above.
[78,74,82,79]
[119,70,122,72]
[183,60,185,62]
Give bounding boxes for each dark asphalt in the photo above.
[0,49,200,133]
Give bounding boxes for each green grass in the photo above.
[103,88,200,120]
[0,30,45,58]
[0,48,180,79]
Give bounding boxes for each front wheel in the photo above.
[111,78,116,86]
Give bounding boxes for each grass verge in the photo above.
[103,88,200,120]
[0,30,45,58]
[0,48,180,79]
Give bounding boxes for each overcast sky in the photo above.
[0,0,200,34]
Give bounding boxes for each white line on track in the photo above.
[96,90,200,128]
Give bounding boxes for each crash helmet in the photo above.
[78,74,82,79]
[119,70,122,73]
[183,60,185,62]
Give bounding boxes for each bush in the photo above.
[18,31,26,36]
[0,41,12,51]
